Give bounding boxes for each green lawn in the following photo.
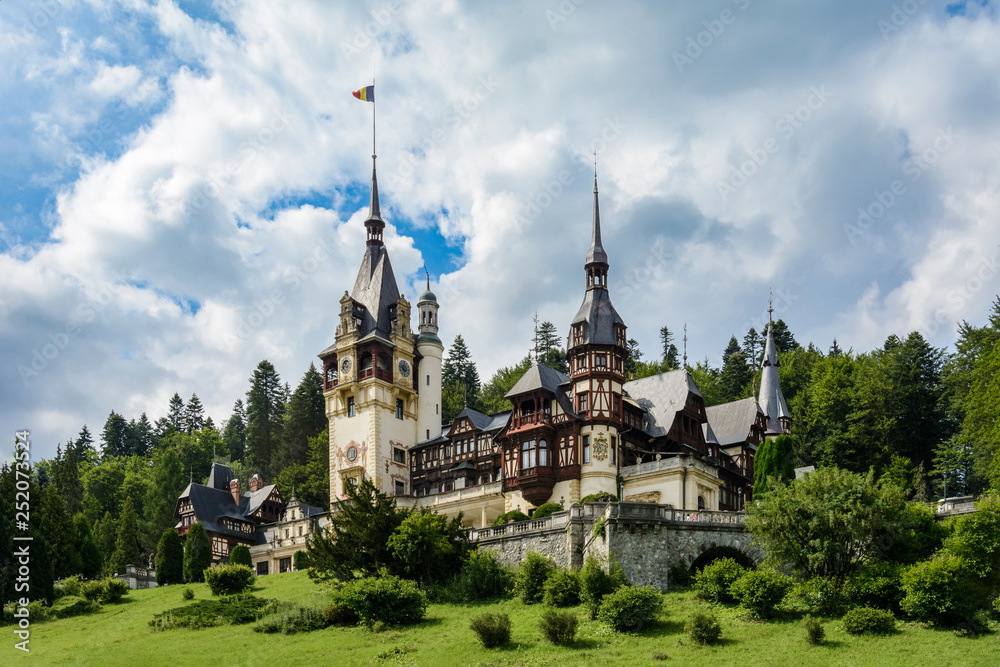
[4,571,997,666]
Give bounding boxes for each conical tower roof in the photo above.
[757,311,791,435]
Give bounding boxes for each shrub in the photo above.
[543,568,580,607]
[493,510,530,526]
[731,568,792,618]
[802,614,825,645]
[53,596,100,619]
[80,580,105,601]
[182,587,194,601]
[204,563,256,596]
[792,576,847,616]
[229,544,252,567]
[669,562,694,589]
[254,601,327,634]
[686,611,722,645]
[469,612,511,648]
[99,578,130,603]
[954,609,992,638]
[847,561,904,613]
[580,556,628,618]
[531,503,563,519]
[183,522,212,583]
[322,601,358,626]
[518,551,557,605]
[156,529,184,585]
[900,553,973,625]
[597,585,662,632]
[842,606,896,635]
[694,557,744,604]
[149,594,272,631]
[539,609,578,645]
[55,575,82,598]
[453,549,516,601]
[581,492,618,503]
[27,601,52,623]
[293,550,310,570]
[338,575,427,626]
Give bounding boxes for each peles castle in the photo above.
[316,153,792,529]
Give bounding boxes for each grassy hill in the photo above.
[4,570,997,666]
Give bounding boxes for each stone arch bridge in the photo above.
[470,502,762,590]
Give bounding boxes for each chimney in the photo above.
[249,474,263,492]
[229,479,240,505]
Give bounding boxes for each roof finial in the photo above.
[424,265,430,291]
[768,284,774,325]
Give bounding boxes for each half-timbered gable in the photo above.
[408,407,504,498]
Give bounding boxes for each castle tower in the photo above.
[416,273,444,443]
[567,171,627,498]
[319,155,420,499]
[757,302,792,436]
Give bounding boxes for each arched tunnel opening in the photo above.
[689,545,756,573]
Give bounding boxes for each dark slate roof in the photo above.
[454,407,494,431]
[351,244,401,341]
[242,485,278,517]
[571,288,625,346]
[409,433,450,452]
[586,175,608,266]
[623,369,703,438]
[702,421,720,445]
[486,411,511,432]
[207,462,234,490]
[505,362,577,417]
[706,398,763,446]
[185,484,256,540]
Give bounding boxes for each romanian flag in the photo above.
[352,85,374,102]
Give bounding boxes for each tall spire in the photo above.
[365,154,385,246]
[585,155,609,289]
[758,294,791,436]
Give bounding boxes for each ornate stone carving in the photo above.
[593,432,609,461]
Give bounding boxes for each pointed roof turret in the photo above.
[757,302,791,435]
[365,155,385,246]
[586,174,608,267]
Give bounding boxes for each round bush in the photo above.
[597,585,662,632]
[469,612,511,648]
[229,545,252,567]
[492,510,530,526]
[543,568,580,607]
[792,576,847,616]
[695,557,745,604]
[293,550,310,570]
[539,609,578,645]
[338,575,427,626]
[900,553,972,626]
[847,561,904,613]
[204,564,256,596]
[530,503,563,520]
[182,587,194,601]
[731,568,792,618]
[686,611,722,645]
[322,601,358,626]
[80,580,105,601]
[99,578,130,604]
[518,551,557,605]
[802,614,825,645]
[842,606,896,635]
[580,492,618,503]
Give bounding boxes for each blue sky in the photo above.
[2,0,999,461]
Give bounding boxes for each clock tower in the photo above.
[319,155,425,500]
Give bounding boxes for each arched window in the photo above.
[538,439,548,466]
[697,495,706,510]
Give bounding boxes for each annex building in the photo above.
[316,153,792,528]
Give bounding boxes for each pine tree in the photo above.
[39,484,75,578]
[128,412,155,457]
[167,393,185,432]
[661,326,680,370]
[183,522,212,583]
[94,511,117,574]
[74,513,103,579]
[770,319,798,353]
[73,425,95,460]
[535,321,561,358]
[719,336,752,402]
[143,447,184,551]
[277,363,328,474]
[829,338,843,358]
[625,338,643,378]
[110,496,142,574]
[155,529,184,585]
[245,360,285,477]
[223,399,247,461]
[743,327,763,367]
[184,393,206,433]
[442,336,481,418]
[101,411,129,458]
[53,444,84,516]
